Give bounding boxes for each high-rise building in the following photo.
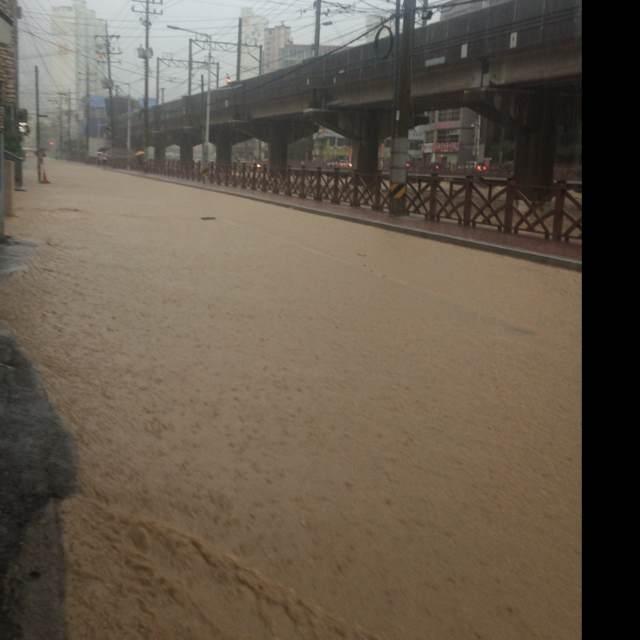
[50,0,105,121]
[263,24,291,74]
[239,8,268,78]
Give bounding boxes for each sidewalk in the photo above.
[0,327,75,640]
[111,168,582,271]
[0,238,37,278]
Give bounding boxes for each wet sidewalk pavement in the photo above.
[111,168,582,270]
[1,325,76,640]
[0,239,37,279]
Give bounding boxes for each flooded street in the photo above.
[1,160,580,639]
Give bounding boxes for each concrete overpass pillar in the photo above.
[179,143,194,163]
[352,112,380,176]
[215,131,232,166]
[513,91,557,201]
[267,123,289,171]
[269,138,288,171]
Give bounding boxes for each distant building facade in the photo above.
[50,0,106,138]
[263,24,291,73]
[239,8,268,79]
[421,0,508,166]
[278,43,336,69]
[420,108,485,167]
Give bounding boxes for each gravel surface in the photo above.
[0,159,581,640]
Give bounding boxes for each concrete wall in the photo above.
[0,0,18,133]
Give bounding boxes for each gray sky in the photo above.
[20,0,403,108]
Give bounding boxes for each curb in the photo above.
[110,169,582,272]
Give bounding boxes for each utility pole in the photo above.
[204,40,212,165]
[389,0,416,215]
[66,92,72,157]
[96,23,120,148]
[236,17,242,81]
[85,60,91,158]
[314,0,322,57]
[422,0,430,27]
[127,94,132,163]
[188,38,193,95]
[132,0,164,154]
[35,65,42,182]
[157,55,212,99]
[49,94,64,157]
[201,75,205,139]
[185,33,260,82]
[156,55,161,105]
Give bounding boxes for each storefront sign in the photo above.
[433,142,460,153]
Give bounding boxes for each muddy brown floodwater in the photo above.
[1,160,581,640]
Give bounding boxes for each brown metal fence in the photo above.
[111,159,582,244]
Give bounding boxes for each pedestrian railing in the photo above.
[110,159,582,244]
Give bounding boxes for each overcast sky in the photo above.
[20,0,405,111]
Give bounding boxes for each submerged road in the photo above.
[0,159,580,640]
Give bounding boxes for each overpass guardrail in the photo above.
[110,159,582,245]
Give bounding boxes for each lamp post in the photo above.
[168,25,212,165]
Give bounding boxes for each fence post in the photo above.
[428,173,438,220]
[285,166,292,196]
[463,175,473,227]
[299,167,307,199]
[350,171,360,208]
[552,181,566,242]
[371,172,381,211]
[314,167,322,201]
[331,168,340,203]
[504,178,515,234]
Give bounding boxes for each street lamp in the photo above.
[168,25,213,165]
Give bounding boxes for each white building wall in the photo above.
[263,24,291,73]
[48,1,106,139]
[239,8,268,78]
